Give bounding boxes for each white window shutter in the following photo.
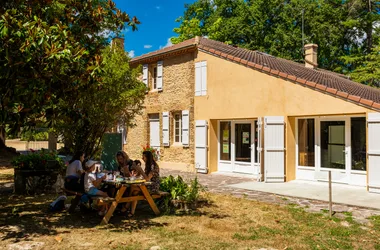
[142,64,148,88]
[195,62,202,96]
[162,111,169,146]
[264,116,285,183]
[157,61,163,91]
[195,120,208,173]
[182,110,190,147]
[201,61,207,95]
[368,113,380,193]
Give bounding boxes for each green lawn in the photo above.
[0,168,380,250]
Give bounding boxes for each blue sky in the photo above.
[113,0,196,58]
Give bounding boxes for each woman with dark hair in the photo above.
[141,150,160,194]
[64,151,85,192]
[123,150,160,217]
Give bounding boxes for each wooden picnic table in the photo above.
[98,179,161,225]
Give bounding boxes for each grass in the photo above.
[0,168,380,249]
[0,168,13,184]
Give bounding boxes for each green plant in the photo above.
[12,149,65,170]
[160,175,188,200]
[183,177,204,203]
[159,175,206,213]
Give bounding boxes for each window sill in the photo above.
[149,89,163,94]
[172,143,183,147]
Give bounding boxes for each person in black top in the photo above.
[115,151,135,177]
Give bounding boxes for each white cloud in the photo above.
[156,6,161,10]
[128,50,135,58]
[144,45,153,49]
[159,38,173,49]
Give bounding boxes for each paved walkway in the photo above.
[161,168,380,224]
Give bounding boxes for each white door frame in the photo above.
[217,120,256,175]
[295,115,366,186]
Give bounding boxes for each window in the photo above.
[153,66,157,90]
[320,121,345,169]
[351,117,366,171]
[298,119,315,167]
[195,61,207,96]
[220,121,231,161]
[174,114,182,143]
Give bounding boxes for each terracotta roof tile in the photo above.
[372,102,380,109]
[197,37,380,108]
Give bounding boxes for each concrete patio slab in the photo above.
[228,180,380,210]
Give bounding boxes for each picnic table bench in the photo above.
[97,180,168,225]
[63,179,169,224]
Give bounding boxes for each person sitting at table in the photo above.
[64,151,85,192]
[131,160,142,177]
[84,160,108,216]
[115,151,135,177]
[122,150,160,217]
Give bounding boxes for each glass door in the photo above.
[235,123,251,162]
[218,120,256,174]
[320,121,346,169]
[233,122,254,174]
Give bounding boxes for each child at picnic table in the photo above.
[84,160,109,216]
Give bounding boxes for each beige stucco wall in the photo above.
[125,52,195,167]
[194,52,370,119]
[194,51,372,177]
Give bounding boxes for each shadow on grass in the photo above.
[0,193,170,243]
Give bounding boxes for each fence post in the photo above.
[329,171,332,217]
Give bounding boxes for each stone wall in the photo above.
[125,52,195,169]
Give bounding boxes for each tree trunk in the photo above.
[0,125,6,149]
[366,0,373,53]
[48,132,57,151]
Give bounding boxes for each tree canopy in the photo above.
[0,0,139,148]
[54,44,146,157]
[172,0,380,86]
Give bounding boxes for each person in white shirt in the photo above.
[66,151,85,178]
[84,160,108,197]
[64,151,85,192]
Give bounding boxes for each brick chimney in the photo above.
[304,44,318,69]
[111,37,125,50]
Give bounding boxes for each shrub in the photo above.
[159,175,206,213]
[12,149,65,170]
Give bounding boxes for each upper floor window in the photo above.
[142,61,163,92]
[195,61,207,96]
[153,66,158,90]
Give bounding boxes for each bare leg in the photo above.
[123,186,140,216]
[96,190,109,198]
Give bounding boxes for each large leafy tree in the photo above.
[53,45,146,157]
[172,0,380,84]
[0,0,139,149]
[341,0,380,85]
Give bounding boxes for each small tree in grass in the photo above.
[54,45,146,158]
